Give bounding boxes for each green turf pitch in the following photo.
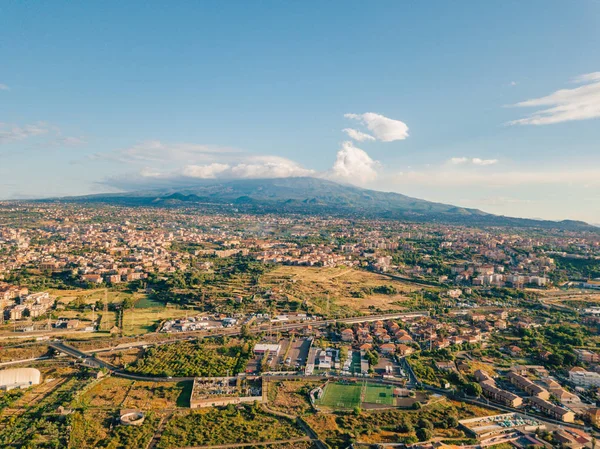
[315,382,361,409]
[363,384,395,405]
[315,382,396,409]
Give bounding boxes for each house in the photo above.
[66,319,80,329]
[341,329,354,342]
[508,372,550,400]
[474,369,493,384]
[586,408,600,426]
[81,274,103,284]
[397,344,414,356]
[508,345,522,357]
[379,343,396,354]
[569,368,600,388]
[529,397,575,423]
[435,360,456,372]
[480,381,523,407]
[574,349,600,364]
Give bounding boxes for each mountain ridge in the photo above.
[45,177,596,231]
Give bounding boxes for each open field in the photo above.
[156,405,304,449]
[82,376,192,409]
[50,288,147,306]
[121,306,187,335]
[259,266,417,315]
[267,380,320,415]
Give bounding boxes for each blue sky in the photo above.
[1,1,600,222]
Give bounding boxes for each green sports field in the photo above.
[315,382,362,409]
[315,382,396,410]
[363,383,395,405]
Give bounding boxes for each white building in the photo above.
[0,368,41,390]
[569,369,600,388]
[253,344,281,356]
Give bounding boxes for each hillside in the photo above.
[53,177,596,231]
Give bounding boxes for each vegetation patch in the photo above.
[156,403,304,449]
[129,340,252,377]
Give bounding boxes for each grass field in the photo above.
[315,382,397,410]
[316,382,362,409]
[363,384,395,405]
[259,266,418,316]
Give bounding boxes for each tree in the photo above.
[446,416,459,428]
[548,353,565,367]
[396,418,414,433]
[416,428,433,442]
[122,297,134,309]
[417,418,434,431]
[411,401,422,410]
[464,382,482,397]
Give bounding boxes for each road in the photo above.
[45,311,429,382]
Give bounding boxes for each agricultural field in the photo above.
[0,369,94,449]
[156,404,304,449]
[259,266,417,316]
[49,288,187,335]
[0,344,50,363]
[67,409,159,449]
[120,306,187,335]
[83,377,192,409]
[129,339,253,377]
[50,288,145,307]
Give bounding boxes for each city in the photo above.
[1,202,600,448]
[2,1,600,448]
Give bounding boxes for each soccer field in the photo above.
[315,382,362,409]
[315,382,396,409]
[363,384,395,405]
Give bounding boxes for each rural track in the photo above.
[177,436,311,449]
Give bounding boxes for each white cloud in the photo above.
[0,84,9,91]
[508,71,600,125]
[330,141,379,184]
[449,157,498,166]
[0,122,50,144]
[344,112,409,142]
[0,122,86,148]
[102,140,241,164]
[472,158,498,166]
[572,72,600,83]
[101,142,315,190]
[182,163,231,178]
[228,155,314,179]
[342,128,375,142]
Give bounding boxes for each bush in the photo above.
[416,427,433,442]
[417,418,434,431]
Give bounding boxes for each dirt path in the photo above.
[177,436,311,449]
